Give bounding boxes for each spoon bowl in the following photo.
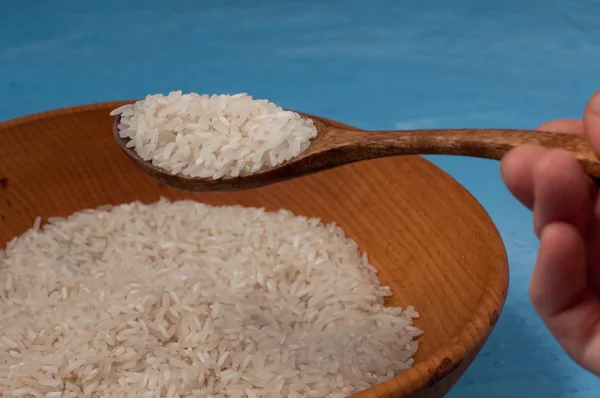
[113,110,600,193]
[113,112,338,192]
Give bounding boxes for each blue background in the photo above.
[1,0,599,396]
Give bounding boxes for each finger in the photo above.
[501,145,547,209]
[583,90,600,155]
[587,221,600,297]
[537,119,585,136]
[530,222,600,375]
[501,119,585,209]
[530,222,587,316]
[532,149,595,237]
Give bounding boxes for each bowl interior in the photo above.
[0,103,508,397]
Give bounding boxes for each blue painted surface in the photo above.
[1,0,599,396]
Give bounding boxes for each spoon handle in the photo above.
[340,128,600,178]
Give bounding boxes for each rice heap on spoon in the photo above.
[110,91,318,179]
[0,199,422,397]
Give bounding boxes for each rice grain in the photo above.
[0,199,421,397]
[110,92,318,179]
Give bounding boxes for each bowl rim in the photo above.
[0,102,510,397]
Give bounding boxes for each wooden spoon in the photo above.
[113,112,600,193]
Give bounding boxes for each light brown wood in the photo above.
[1,103,509,397]
[113,110,600,193]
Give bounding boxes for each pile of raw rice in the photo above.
[110,91,318,179]
[0,199,422,398]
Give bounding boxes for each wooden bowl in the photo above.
[0,103,508,397]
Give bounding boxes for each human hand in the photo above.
[500,91,600,375]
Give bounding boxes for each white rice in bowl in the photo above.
[110,92,318,179]
[0,199,422,398]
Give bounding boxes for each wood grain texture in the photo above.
[1,103,509,397]
[113,109,600,193]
